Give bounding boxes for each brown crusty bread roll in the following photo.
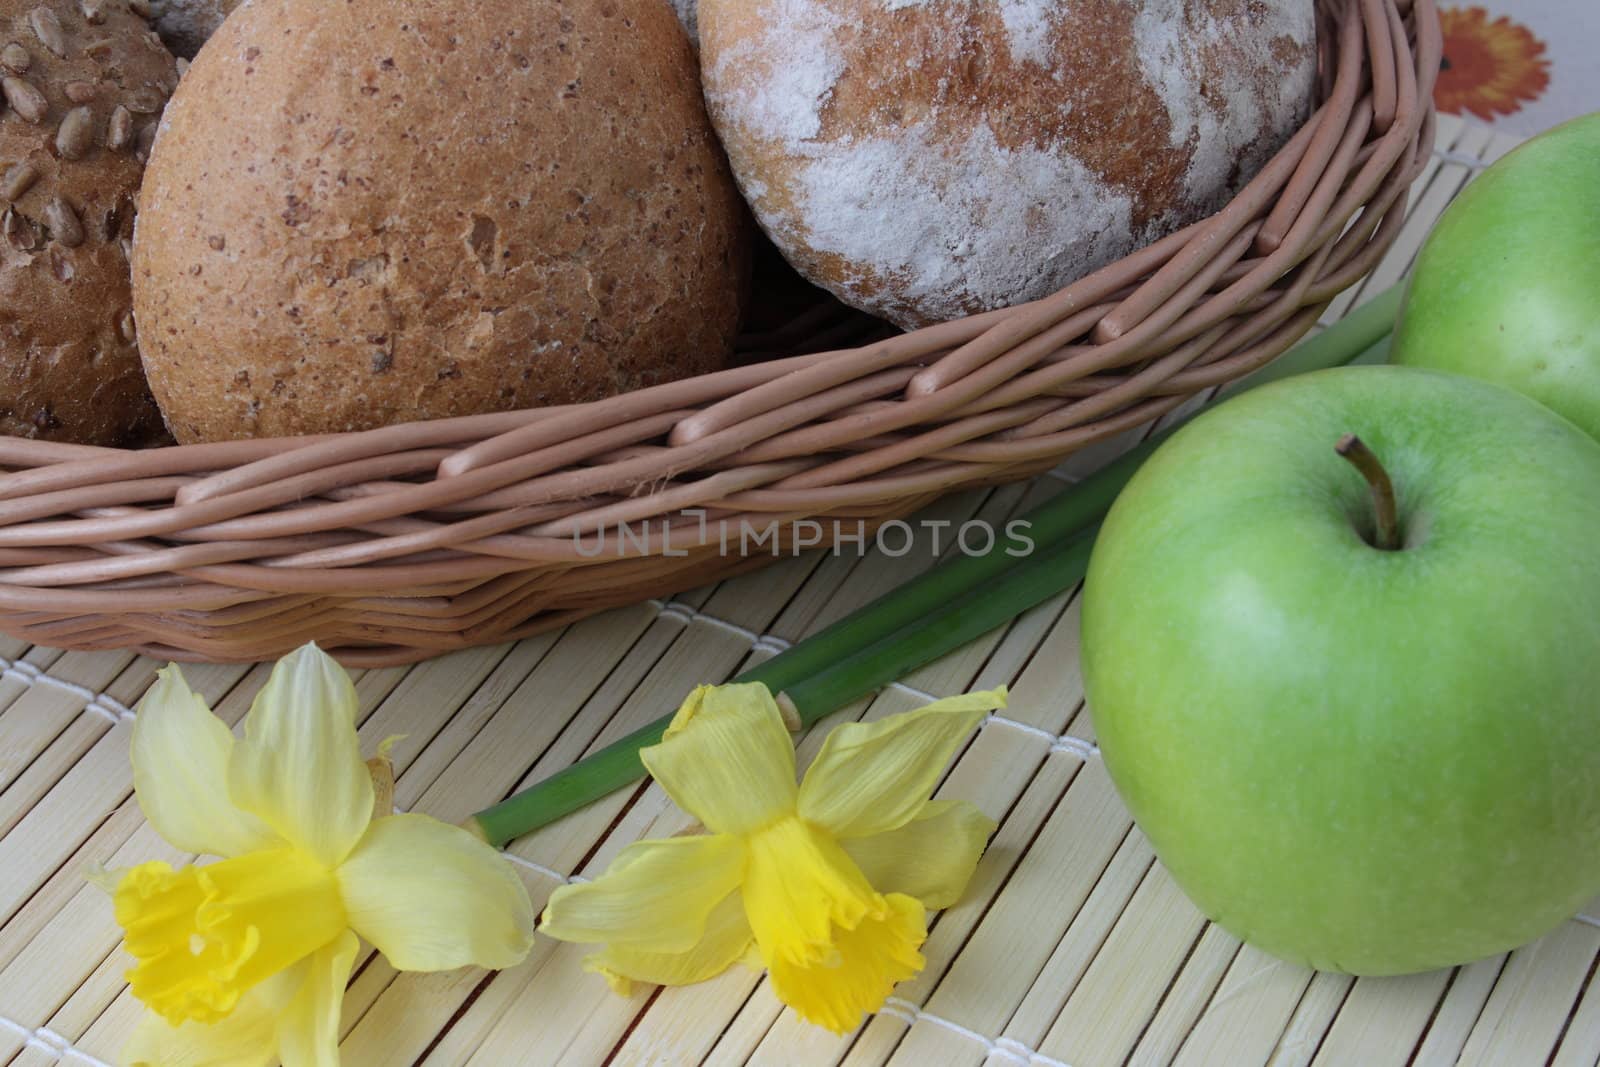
[133,0,749,442]
[699,0,1317,329]
[0,0,175,446]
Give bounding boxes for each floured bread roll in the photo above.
[699,0,1317,329]
[148,0,241,58]
[668,0,696,42]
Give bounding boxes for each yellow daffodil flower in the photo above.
[541,682,1005,1034]
[111,644,536,1067]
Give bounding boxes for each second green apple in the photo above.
[1393,112,1600,438]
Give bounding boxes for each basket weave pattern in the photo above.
[0,0,1440,665]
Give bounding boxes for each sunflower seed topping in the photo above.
[125,83,163,113]
[2,76,47,123]
[0,43,30,74]
[43,196,83,247]
[134,120,155,162]
[107,103,133,149]
[56,106,95,159]
[27,8,67,59]
[64,80,97,104]
[3,207,42,250]
[1,162,37,201]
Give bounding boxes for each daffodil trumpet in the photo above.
[110,644,537,1067]
[540,682,1008,1033]
[470,277,1402,850]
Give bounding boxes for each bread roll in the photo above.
[0,0,175,445]
[699,0,1317,329]
[669,0,697,42]
[147,0,239,58]
[133,0,748,442]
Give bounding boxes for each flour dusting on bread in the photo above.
[882,0,1059,65]
[791,123,1135,327]
[717,0,846,142]
[1134,0,1318,206]
[701,0,1317,328]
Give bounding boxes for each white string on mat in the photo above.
[0,1013,114,1067]
[0,655,136,727]
[501,851,587,886]
[1430,147,1493,170]
[879,997,1073,1067]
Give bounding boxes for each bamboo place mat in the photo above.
[3,114,1593,1067]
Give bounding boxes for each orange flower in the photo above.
[1435,6,1550,121]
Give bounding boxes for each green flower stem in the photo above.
[775,528,1098,720]
[468,287,1402,848]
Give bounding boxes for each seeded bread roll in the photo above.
[700,0,1317,329]
[0,0,174,445]
[133,0,749,443]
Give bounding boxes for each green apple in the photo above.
[1081,365,1600,975]
[1393,112,1600,439]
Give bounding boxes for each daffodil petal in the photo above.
[797,689,1005,839]
[768,892,927,1035]
[227,644,373,867]
[131,666,279,859]
[124,1010,278,1067]
[582,888,754,993]
[339,814,535,971]
[541,833,744,955]
[743,817,882,966]
[122,965,297,1067]
[275,930,359,1067]
[641,683,797,836]
[841,799,996,910]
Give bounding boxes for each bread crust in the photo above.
[0,0,175,445]
[148,0,240,59]
[700,0,1316,329]
[134,0,748,442]
[668,0,697,43]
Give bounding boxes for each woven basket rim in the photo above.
[0,0,1442,665]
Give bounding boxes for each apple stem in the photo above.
[1336,434,1401,551]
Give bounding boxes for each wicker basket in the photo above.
[0,0,1440,666]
